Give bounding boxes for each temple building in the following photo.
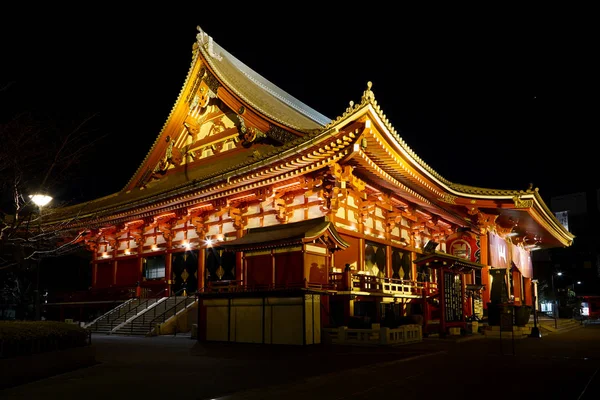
[46,26,574,343]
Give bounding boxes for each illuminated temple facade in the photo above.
[48,26,574,343]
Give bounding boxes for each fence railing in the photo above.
[322,324,422,346]
[148,290,197,335]
[203,275,438,297]
[205,280,335,293]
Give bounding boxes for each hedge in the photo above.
[0,321,91,359]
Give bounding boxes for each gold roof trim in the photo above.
[122,49,201,192]
[195,26,329,132]
[449,183,540,197]
[352,149,468,227]
[49,125,360,228]
[324,83,572,247]
[327,82,554,202]
[325,82,457,189]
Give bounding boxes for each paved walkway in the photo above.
[1,325,599,400]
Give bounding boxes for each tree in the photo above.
[0,83,104,319]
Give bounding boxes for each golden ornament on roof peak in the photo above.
[361,81,375,104]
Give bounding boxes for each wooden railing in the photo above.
[203,275,438,297]
[330,272,438,297]
[205,280,335,293]
[322,324,422,345]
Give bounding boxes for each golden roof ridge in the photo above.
[326,82,459,188]
[195,26,330,131]
[328,82,559,203]
[448,182,540,197]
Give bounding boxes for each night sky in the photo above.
[2,9,596,208]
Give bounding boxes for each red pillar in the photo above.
[198,248,206,292]
[165,252,172,295]
[112,260,118,286]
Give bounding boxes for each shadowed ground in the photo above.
[1,325,599,400]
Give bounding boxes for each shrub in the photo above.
[0,321,90,359]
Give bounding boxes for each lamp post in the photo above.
[29,193,53,321]
[551,272,562,329]
[529,279,541,338]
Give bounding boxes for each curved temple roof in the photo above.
[47,25,573,251]
[196,26,331,131]
[217,216,350,252]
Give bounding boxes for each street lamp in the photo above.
[29,193,53,320]
[551,272,563,329]
[529,279,541,338]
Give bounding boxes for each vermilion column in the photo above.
[112,260,118,286]
[198,248,205,291]
[165,252,172,295]
[480,234,490,308]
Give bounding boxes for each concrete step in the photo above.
[538,319,583,333]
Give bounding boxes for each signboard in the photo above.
[489,232,510,269]
[555,210,569,231]
[444,271,463,322]
[446,232,480,263]
[511,243,533,279]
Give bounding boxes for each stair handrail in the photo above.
[84,297,137,330]
[109,288,166,331]
[111,297,166,333]
[121,291,178,335]
[124,295,177,335]
[147,289,197,333]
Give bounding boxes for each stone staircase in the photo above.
[113,295,196,336]
[84,298,160,334]
[482,314,583,338]
[538,317,583,334]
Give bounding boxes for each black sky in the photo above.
[2,8,597,208]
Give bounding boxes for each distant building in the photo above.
[534,188,600,297]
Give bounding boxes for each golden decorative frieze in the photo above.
[195,80,215,109]
[228,206,247,230]
[329,163,366,192]
[184,115,200,137]
[274,196,294,223]
[467,206,479,216]
[513,196,534,208]
[303,175,324,198]
[255,187,272,202]
[438,193,457,204]
[370,192,393,212]
[129,227,145,248]
[236,115,266,148]
[203,70,220,94]
[496,225,514,236]
[114,223,128,240]
[157,220,175,242]
[266,125,297,144]
[476,211,498,233]
[186,65,204,106]
[191,214,207,238]
[358,198,375,224]
[385,212,403,233]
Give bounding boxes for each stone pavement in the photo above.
[1,324,599,400]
